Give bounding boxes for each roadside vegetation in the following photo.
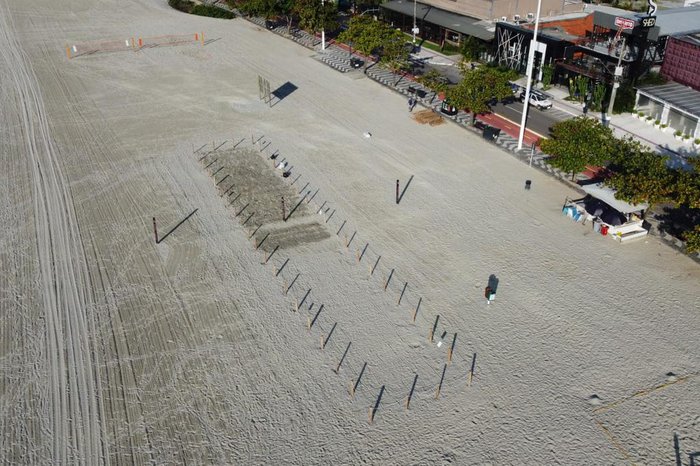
[169,0,235,19]
[338,16,409,70]
[446,66,516,124]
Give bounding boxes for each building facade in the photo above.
[661,34,700,90]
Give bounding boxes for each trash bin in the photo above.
[483,126,501,141]
[407,85,416,94]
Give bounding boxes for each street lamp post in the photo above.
[321,0,326,50]
[412,0,418,44]
[517,0,542,151]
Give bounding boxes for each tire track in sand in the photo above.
[0,2,106,464]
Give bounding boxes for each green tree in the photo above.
[575,75,589,104]
[541,63,554,90]
[416,69,448,102]
[338,16,409,69]
[540,116,618,180]
[446,66,514,125]
[459,36,484,63]
[612,83,636,114]
[236,0,279,19]
[683,225,700,253]
[293,0,338,34]
[338,16,385,56]
[568,78,576,99]
[673,165,700,209]
[606,139,675,206]
[591,82,606,111]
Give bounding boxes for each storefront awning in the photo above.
[581,183,648,213]
[381,1,495,41]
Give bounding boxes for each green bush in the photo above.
[192,4,234,18]
[169,0,234,18]
[683,225,700,254]
[613,83,636,114]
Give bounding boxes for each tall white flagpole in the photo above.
[321,0,326,50]
[517,0,542,151]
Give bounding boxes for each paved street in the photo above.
[490,99,571,139]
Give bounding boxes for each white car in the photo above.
[526,92,553,110]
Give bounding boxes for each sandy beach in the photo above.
[0,0,698,464]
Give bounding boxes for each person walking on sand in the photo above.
[408,97,414,112]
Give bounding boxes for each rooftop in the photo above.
[637,81,700,118]
[673,32,700,45]
[381,0,496,40]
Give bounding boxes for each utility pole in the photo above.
[606,36,627,123]
[517,0,542,150]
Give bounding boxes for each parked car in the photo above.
[525,91,553,110]
[510,82,524,99]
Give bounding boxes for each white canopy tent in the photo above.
[580,183,649,214]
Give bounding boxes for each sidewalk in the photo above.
[544,86,698,169]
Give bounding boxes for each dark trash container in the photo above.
[483,126,501,141]
[349,57,364,68]
[408,85,416,94]
[416,89,427,98]
[440,100,458,116]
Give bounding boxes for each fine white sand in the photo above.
[0,0,698,464]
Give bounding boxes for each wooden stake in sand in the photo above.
[297,288,311,312]
[369,385,385,424]
[308,304,324,329]
[413,297,422,322]
[283,274,298,298]
[350,362,367,398]
[370,255,381,276]
[357,243,369,262]
[448,333,457,364]
[264,245,279,264]
[242,212,255,227]
[384,268,394,290]
[435,364,447,399]
[468,353,477,387]
[277,260,291,278]
[398,282,408,305]
[429,315,440,343]
[345,231,356,248]
[152,217,159,244]
[334,342,351,374]
[321,322,337,349]
[405,373,418,410]
[254,232,269,250]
